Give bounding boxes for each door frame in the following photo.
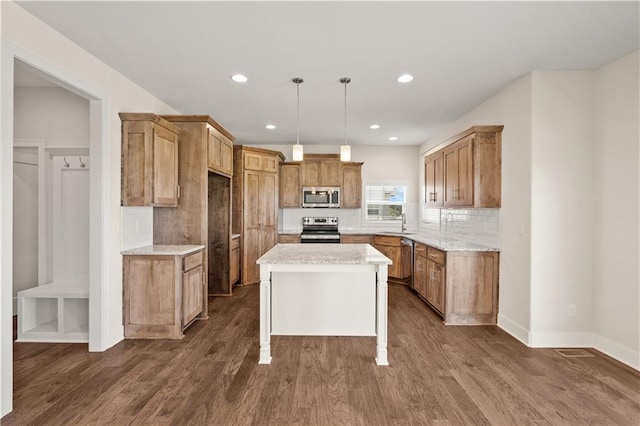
[1,41,112,416]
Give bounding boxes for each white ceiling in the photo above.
[15,1,640,146]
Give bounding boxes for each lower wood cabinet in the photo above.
[341,234,373,244]
[373,235,412,283]
[413,243,499,325]
[279,234,301,243]
[123,247,206,339]
[230,235,240,285]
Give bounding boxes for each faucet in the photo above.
[401,213,407,233]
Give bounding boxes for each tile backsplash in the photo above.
[420,207,501,247]
[121,206,153,250]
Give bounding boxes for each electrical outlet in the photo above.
[568,304,576,317]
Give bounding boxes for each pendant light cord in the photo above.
[296,80,300,145]
[340,77,351,146]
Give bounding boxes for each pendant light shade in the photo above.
[340,77,351,162]
[292,77,304,161]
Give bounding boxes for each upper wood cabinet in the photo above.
[301,154,342,186]
[120,113,180,207]
[425,125,503,208]
[207,125,233,177]
[341,162,363,208]
[424,152,444,207]
[279,162,301,208]
[279,155,363,209]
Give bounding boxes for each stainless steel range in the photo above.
[300,217,340,243]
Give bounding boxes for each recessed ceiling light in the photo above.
[389,136,398,141]
[369,124,380,130]
[230,74,248,83]
[265,124,276,130]
[397,74,413,83]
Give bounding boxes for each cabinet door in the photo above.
[401,240,413,280]
[220,137,233,176]
[260,172,278,255]
[182,265,203,325]
[320,159,341,186]
[342,164,362,208]
[207,129,219,171]
[280,163,301,207]
[414,255,427,299]
[426,260,445,314]
[301,159,321,186]
[230,240,240,284]
[152,126,178,207]
[243,170,262,284]
[208,130,233,176]
[424,152,444,207]
[444,136,473,207]
[376,244,402,279]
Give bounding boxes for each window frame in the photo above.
[363,180,408,224]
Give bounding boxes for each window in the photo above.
[365,183,406,222]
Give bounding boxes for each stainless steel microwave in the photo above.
[302,187,340,208]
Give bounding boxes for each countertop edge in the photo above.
[121,244,205,256]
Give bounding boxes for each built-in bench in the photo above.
[17,283,89,343]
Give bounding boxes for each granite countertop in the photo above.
[279,229,499,252]
[257,243,392,265]
[121,245,205,256]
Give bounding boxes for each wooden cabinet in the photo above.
[341,162,363,208]
[412,241,499,324]
[207,125,233,177]
[443,135,474,206]
[341,234,373,244]
[301,154,342,186]
[424,125,502,208]
[230,235,240,285]
[279,234,301,243]
[123,247,205,339]
[279,162,301,207]
[424,152,444,207]
[120,113,180,207]
[373,235,411,282]
[425,247,446,314]
[233,146,284,285]
[413,243,428,299]
[279,156,363,209]
[156,115,235,297]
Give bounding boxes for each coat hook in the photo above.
[63,157,70,168]
[79,157,86,168]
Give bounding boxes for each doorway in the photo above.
[1,44,110,416]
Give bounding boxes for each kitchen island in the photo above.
[256,243,392,366]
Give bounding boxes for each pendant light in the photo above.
[340,77,351,161]
[292,77,304,161]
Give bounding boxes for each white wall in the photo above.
[418,74,534,340]
[14,87,89,147]
[1,1,180,415]
[593,51,639,368]
[529,71,595,346]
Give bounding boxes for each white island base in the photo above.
[256,243,392,366]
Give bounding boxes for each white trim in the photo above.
[497,313,530,345]
[592,333,640,371]
[529,331,594,348]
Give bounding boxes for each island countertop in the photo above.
[121,244,205,256]
[257,243,392,265]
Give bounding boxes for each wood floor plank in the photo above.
[2,284,639,425]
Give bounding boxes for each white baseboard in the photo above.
[496,316,639,372]
[592,333,640,371]
[497,313,530,345]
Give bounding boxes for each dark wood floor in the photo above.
[3,284,639,425]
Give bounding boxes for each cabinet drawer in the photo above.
[414,243,427,257]
[183,251,203,271]
[373,235,401,246]
[342,234,373,244]
[427,247,446,265]
[279,234,301,243]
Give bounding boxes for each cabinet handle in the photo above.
[452,188,458,200]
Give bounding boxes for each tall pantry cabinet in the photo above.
[154,115,236,297]
[233,146,285,285]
